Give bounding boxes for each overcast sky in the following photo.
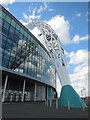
[1,1,89,97]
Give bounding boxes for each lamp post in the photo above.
[81,87,86,100]
[81,87,87,111]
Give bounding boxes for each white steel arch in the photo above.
[26,21,70,86]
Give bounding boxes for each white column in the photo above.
[2,75,8,102]
[22,80,26,102]
[68,100,70,110]
[34,83,37,101]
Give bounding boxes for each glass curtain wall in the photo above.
[0,7,56,88]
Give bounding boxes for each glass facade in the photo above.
[0,6,56,88]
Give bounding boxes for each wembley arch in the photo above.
[25,21,87,108]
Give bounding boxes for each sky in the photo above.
[1,1,89,97]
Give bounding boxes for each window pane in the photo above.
[0,9,1,18]
[8,31,14,39]
[2,42,6,50]
[0,17,2,31]
[16,24,20,30]
[2,57,9,67]
[0,17,2,26]
[4,50,10,59]
[3,21,9,29]
[6,39,12,50]
[23,35,27,41]
[19,33,23,39]
[24,31,27,37]
[11,19,16,27]
[31,37,34,43]
[2,21,9,36]
[9,26,14,33]
[5,15,11,23]
[20,28,24,34]
[13,29,19,43]
[28,34,30,39]
[2,11,6,19]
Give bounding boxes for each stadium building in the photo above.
[0,5,56,102]
[0,5,87,109]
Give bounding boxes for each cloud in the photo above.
[37,2,47,14]
[22,3,48,23]
[76,13,81,17]
[67,49,89,97]
[86,18,90,22]
[68,49,88,65]
[48,8,54,12]
[0,0,14,5]
[23,12,41,21]
[28,6,31,12]
[71,34,88,44]
[46,15,71,45]
[46,15,88,45]
[44,3,47,10]
[30,27,41,37]
[69,63,88,97]
[23,13,30,21]
[86,9,90,16]
[23,4,47,22]
[19,20,29,26]
[85,11,88,17]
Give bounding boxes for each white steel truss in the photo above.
[26,21,70,86]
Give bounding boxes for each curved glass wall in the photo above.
[0,6,56,88]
